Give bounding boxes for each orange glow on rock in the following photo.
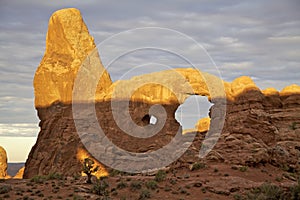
[76,148,108,178]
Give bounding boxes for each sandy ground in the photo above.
[0,162,298,200]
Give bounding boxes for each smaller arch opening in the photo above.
[142,114,157,125]
[150,115,157,125]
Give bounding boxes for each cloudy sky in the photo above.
[0,0,299,162]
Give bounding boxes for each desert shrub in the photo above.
[116,180,127,189]
[91,177,109,197]
[130,180,143,191]
[239,166,248,172]
[139,189,151,200]
[73,194,85,200]
[0,185,11,194]
[120,196,127,200]
[47,172,63,180]
[246,183,285,200]
[73,173,80,180]
[290,122,297,130]
[37,193,44,197]
[164,185,172,192]
[190,162,206,171]
[109,169,121,177]
[30,175,46,184]
[145,180,158,190]
[109,169,132,177]
[275,177,283,182]
[288,178,300,200]
[154,170,166,182]
[169,178,177,185]
[233,193,243,200]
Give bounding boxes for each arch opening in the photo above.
[175,95,213,130]
[141,114,158,125]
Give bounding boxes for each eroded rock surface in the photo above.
[33,8,112,107]
[24,8,300,178]
[179,87,300,172]
[0,146,8,178]
[25,8,112,178]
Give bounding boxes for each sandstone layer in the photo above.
[24,8,300,178]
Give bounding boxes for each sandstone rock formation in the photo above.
[196,117,211,133]
[0,146,8,178]
[24,8,300,178]
[24,8,111,178]
[13,167,24,179]
[177,83,300,172]
[100,68,226,103]
[33,8,112,107]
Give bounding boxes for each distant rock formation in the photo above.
[24,8,300,178]
[13,167,24,179]
[0,146,8,179]
[196,117,211,133]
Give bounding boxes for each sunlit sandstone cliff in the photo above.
[0,146,9,179]
[33,8,112,107]
[25,8,111,178]
[13,167,25,179]
[24,8,300,178]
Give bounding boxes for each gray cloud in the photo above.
[0,123,39,137]
[0,0,299,136]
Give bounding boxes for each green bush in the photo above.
[154,170,166,182]
[288,178,300,200]
[30,175,46,184]
[117,180,127,189]
[290,122,297,130]
[239,166,248,172]
[0,185,11,194]
[130,181,143,191]
[145,180,158,190]
[91,177,109,197]
[139,189,151,200]
[190,162,206,171]
[47,172,63,180]
[246,183,285,200]
[233,193,243,200]
[73,194,85,200]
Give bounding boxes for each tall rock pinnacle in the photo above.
[34,8,112,107]
[24,8,111,178]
